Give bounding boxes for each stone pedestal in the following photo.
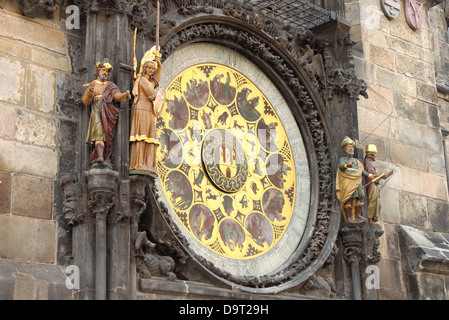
[340,221,365,300]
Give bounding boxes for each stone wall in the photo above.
[0,1,77,299]
[346,0,449,299]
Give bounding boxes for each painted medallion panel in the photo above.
[157,63,296,260]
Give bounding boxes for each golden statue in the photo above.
[364,144,394,225]
[335,137,373,223]
[129,46,163,176]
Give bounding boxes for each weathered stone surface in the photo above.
[358,106,391,139]
[0,55,25,105]
[0,102,15,139]
[0,258,71,300]
[369,44,395,71]
[379,187,400,224]
[397,225,449,300]
[427,199,449,233]
[359,84,394,115]
[418,170,437,199]
[396,54,435,84]
[0,139,58,179]
[0,215,56,264]
[401,166,421,195]
[0,11,66,53]
[15,109,56,148]
[12,175,52,220]
[399,192,428,229]
[393,119,422,149]
[417,82,439,105]
[0,171,12,214]
[375,67,416,96]
[394,93,434,126]
[58,120,78,175]
[378,258,407,300]
[389,142,428,170]
[386,35,419,59]
[434,175,448,201]
[420,126,443,154]
[0,37,31,61]
[26,64,56,114]
[31,49,72,73]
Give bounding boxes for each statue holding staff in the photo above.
[336,137,373,223]
[363,144,395,226]
[82,61,131,167]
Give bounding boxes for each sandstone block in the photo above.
[0,11,66,54]
[0,37,31,61]
[420,126,443,154]
[376,67,416,96]
[0,102,15,139]
[401,166,421,194]
[0,215,56,264]
[0,55,25,105]
[396,54,435,84]
[0,139,58,179]
[399,192,428,229]
[358,106,391,140]
[0,171,12,214]
[31,48,72,73]
[427,198,449,232]
[379,187,400,224]
[15,109,56,148]
[26,64,56,114]
[360,84,394,115]
[369,44,395,71]
[393,119,422,148]
[389,142,428,170]
[418,170,437,199]
[12,175,52,220]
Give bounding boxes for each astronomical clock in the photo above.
[154,43,312,287]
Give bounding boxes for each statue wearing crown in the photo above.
[129,46,164,176]
[364,144,394,226]
[82,61,131,167]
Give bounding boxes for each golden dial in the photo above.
[157,63,296,260]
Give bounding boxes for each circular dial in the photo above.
[157,63,296,260]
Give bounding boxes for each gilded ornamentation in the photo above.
[157,63,296,260]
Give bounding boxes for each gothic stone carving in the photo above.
[157,22,335,290]
[21,0,61,19]
[135,231,176,281]
[366,225,384,264]
[60,175,84,225]
[85,166,119,220]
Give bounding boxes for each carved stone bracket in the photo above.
[85,166,119,220]
[341,222,365,265]
[21,0,61,19]
[130,175,152,224]
[366,225,384,264]
[60,174,85,225]
[340,221,365,300]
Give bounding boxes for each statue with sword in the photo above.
[363,144,395,226]
[129,0,166,177]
